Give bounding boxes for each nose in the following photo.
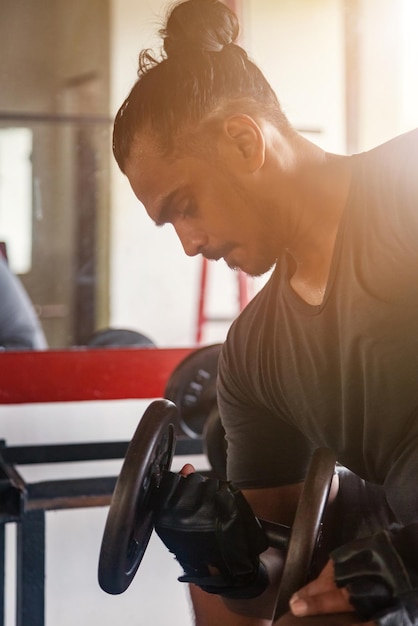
[174,223,208,257]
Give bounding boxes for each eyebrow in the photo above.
[154,190,182,226]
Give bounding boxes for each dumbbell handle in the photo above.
[259,519,291,551]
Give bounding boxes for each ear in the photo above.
[220,115,266,173]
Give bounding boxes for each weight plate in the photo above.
[273,448,336,619]
[165,343,222,438]
[98,399,177,594]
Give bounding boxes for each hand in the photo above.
[179,463,196,476]
[156,462,270,599]
[288,560,377,624]
[289,559,354,617]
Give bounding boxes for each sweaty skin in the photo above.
[124,115,352,305]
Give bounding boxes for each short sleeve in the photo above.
[217,338,314,489]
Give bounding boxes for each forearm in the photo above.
[190,586,272,626]
[190,547,285,626]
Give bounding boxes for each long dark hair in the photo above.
[113,0,291,172]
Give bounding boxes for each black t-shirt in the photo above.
[218,129,418,525]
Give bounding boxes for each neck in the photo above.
[266,133,353,304]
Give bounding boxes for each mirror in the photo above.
[0,0,111,348]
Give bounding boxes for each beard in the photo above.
[225,253,277,278]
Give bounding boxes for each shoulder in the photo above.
[363,128,418,158]
[355,129,418,181]
[345,130,418,295]
[351,129,418,225]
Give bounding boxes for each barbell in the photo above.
[98,398,336,617]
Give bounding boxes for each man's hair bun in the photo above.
[113,0,289,171]
[162,0,239,57]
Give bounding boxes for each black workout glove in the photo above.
[331,525,418,625]
[154,471,269,599]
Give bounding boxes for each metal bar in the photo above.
[0,111,322,135]
[26,477,117,512]
[0,449,27,519]
[175,437,203,456]
[2,436,203,466]
[196,258,208,344]
[3,442,129,465]
[238,271,251,310]
[0,111,112,125]
[259,519,290,552]
[26,466,207,513]
[0,435,203,514]
[16,510,45,626]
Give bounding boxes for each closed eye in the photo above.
[154,189,196,227]
[178,200,197,221]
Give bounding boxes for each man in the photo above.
[112,0,418,623]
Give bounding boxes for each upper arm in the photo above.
[242,484,304,527]
[218,341,315,491]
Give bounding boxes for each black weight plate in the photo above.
[273,448,336,619]
[98,399,177,594]
[165,343,222,438]
[87,327,155,348]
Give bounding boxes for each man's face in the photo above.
[124,141,280,277]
